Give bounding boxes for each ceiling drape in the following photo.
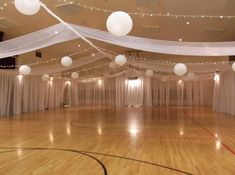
[1,23,235,58]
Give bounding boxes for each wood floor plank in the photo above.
[0,106,234,174]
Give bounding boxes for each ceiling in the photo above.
[0,0,234,66]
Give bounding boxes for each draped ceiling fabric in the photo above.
[1,23,235,58]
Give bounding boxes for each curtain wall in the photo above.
[213,71,235,115]
[0,73,215,116]
[0,74,66,116]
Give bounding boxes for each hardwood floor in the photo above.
[0,106,234,175]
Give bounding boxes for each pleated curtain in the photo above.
[0,73,216,116]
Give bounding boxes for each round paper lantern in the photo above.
[42,74,50,81]
[106,11,133,36]
[187,72,196,80]
[19,65,31,75]
[14,0,41,15]
[115,55,127,66]
[174,63,187,76]
[232,62,235,72]
[71,72,79,79]
[145,69,154,77]
[109,62,117,69]
[61,56,73,67]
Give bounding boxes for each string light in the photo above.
[54,1,235,20]
[0,47,93,68]
[1,1,234,20]
[0,1,14,11]
[51,62,110,78]
[0,44,231,72]
[53,60,220,80]
[98,47,230,66]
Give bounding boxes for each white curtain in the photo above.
[69,75,213,108]
[0,72,215,116]
[0,73,66,116]
[151,79,213,106]
[213,71,235,115]
[71,78,116,106]
[0,74,14,116]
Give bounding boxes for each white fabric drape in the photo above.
[0,73,66,116]
[69,75,213,108]
[1,23,235,58]
[213,71,235,115]
[0,72,215,116]
[71,78,116,106]
[125,78,144,107]
[0,74,14,116]
[151,79,213,106]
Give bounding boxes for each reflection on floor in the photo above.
[0,106,234,175]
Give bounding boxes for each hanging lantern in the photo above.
[174,63,187,76]
[61,56,73,67]
[42,74,50,81]
[19,65,31,75]
[187,72,196,80]
[14,0,41,15]
[106,11,133,36]
[115,54,127,66]
[71,72,79,79]
[109,62,117,69]
[145,69,154,77]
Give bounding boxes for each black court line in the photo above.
[0,147,107,175]
[83,151,194,175]
[0,150,17,154]
[0,147,194,175]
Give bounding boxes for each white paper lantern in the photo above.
[61,56,73,67]
[174,63,187,76]
[42,74,50,81]
[232,62,235,72]
[145,69,154,77]
[71,72,79,79]
[109,62,117,69]
[106,11,133,36]
[115,55,127,66]
[19,65,31,75]
[187,72,196,80]
[14,0,41,15]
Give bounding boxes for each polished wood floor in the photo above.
[0,106,235,175]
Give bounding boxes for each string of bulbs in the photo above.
[47,61,218,81]
[0,47,93,68]
[0,44,231,69]
[57,0,235,20]
[1,0,234,20]
[99,47,231,65]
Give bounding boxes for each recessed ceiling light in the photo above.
[179,38,183,42]
[186,21,190,25]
